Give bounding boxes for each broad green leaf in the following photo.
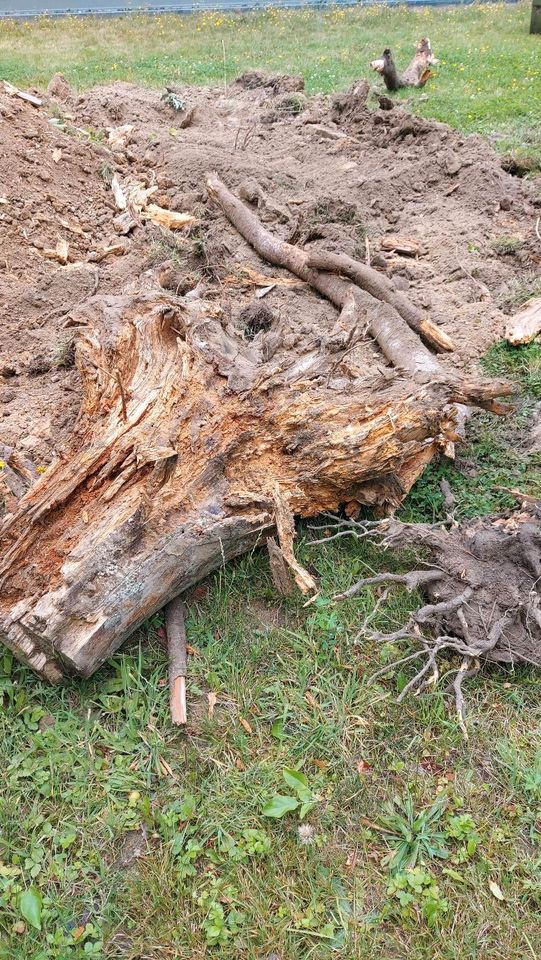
[271,720,287,741]
[20,887,42,930]
[261,794,299,818]
[282,768,309,795]
[299,801,316,820]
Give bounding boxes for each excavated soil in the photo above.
[1,73,540,473]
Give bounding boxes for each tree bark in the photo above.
[0,177,511,682]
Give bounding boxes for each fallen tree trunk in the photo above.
[0,177,512,682]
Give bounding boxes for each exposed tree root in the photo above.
[312,502,541,736]
[305,250,454,353]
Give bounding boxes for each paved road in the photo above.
[0,0,460,17]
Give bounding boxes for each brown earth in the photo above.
[1,73,540,477]
[1,73,541,687]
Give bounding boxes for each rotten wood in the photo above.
[0,177,512,682]
[0,443,38,500]
[267,537,296,597]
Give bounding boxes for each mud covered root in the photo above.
[310,502,541,737]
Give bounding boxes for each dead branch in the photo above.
[207,173,512,406]
[165,596,187,725]
[206,171,444,378]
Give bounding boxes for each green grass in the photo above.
[402,340,541,521]
[0,345,539,959]
[0,9,540,957]
[0,2,541,162]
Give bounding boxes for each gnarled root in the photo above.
[312,502,541,736]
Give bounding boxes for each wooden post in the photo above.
[531,0,541,34]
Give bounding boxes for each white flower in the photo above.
[298,824,315,844]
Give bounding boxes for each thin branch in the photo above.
[165,596,188,725]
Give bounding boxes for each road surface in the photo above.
[0,0,467,17]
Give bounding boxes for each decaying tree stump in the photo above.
[0,176,512,682]
[371,38,439,92]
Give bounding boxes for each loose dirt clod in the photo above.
[0,74,539,685]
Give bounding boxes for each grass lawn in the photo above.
[0,5,541,958]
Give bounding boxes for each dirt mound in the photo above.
[1,74,539,479]
[234,70,305,93]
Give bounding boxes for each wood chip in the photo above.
[58,218,85,236]
[111,174,127,211]
[87,243,126,263]
[255,284,276,299]
[144,205,197,230]
[2,79,42,107]
[380,235,422,257]
[504,296,541,346]
[43,239,69,264]
[107,124,134,150]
